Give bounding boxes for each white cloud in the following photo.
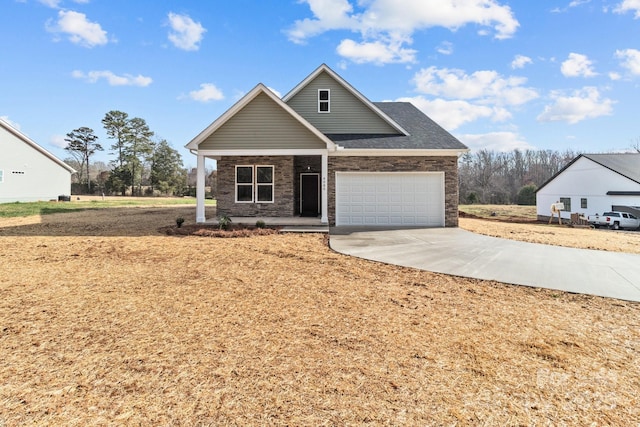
[188,83,224,102]
[336,37,417,64]
[412,66,539,106]
[266,86,282,98]
[39,0,62,7]
[50,134,67,149]
[286,0,357,42]
[167,12,206,51]
[0,116,21,130]
[614,0,640,18]
[569,0,591,6]
[72,70,152,86]
[551,0,591,13]
[38,0,91,6]
[561,53,597,77]
[457,132,534,152]
[615,48,640,75]
[537,87,615,124]
[287,0,519,64]
[46,10,108,48]
[436,41,453,55]
[511,54,532,69]
[395,96,501,130]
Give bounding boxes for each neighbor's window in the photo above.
[581,198,587,209]
[559,197,571,212]
[0,169,3,183]
[318,89,330,113]
[235,165,274,203]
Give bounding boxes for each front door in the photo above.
[300,173,319,217]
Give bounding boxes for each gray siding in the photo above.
[199,93,327,150]
[286,72,399,134]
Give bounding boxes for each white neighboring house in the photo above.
[0,118,75,203]
[536,153,640,221]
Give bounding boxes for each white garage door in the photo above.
[335,172,445,226]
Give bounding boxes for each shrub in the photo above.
[218,215,232,230]
[255,220,266,229]
[517,184,537,206]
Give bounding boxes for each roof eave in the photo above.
[331,147,469,157]
[0,118,75,173]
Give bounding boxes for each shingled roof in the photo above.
[326,102,467,150]
[582,153,640,184]
[536,153,640,192]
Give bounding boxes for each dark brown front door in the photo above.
[301,173,319,217]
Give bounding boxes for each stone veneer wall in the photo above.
[216,156,294,217]
[327,156,460,227]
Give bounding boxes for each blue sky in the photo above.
[2,0,640,169]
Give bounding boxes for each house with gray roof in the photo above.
[536,153,640,222]
[186,64,468,227]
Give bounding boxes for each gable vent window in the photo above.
[318,89,330,113]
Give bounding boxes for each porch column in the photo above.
[196,153,206,223]
[321,153,328,224]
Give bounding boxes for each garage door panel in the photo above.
[336,172,444,227]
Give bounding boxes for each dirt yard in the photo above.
[1,205,639,425]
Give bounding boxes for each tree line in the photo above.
[458,148,581,205]
[64,110,188,196]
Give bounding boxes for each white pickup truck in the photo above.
[588,211,640,230]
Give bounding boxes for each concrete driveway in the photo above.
[329,227,640,302]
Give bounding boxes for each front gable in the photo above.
[186,84,335,152]
[283,65,406,135]
[541,156,640,197]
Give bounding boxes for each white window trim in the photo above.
[235,165,274,204]
[235,165,254,203]
[255,165,274,203]
[318,89,330,113]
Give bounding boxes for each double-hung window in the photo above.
[318,89,330,113]
[235,165,274,203]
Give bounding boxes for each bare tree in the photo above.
[459,149,578,205]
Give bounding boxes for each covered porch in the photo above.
[194,151,329,225]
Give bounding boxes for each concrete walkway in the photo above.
[329,227,640,302]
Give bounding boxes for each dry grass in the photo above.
[1,205,639,425]
[459,204,640,254]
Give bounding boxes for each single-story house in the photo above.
[186,64,468,227]
[0,118,74,203]
[536,153,640,221]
